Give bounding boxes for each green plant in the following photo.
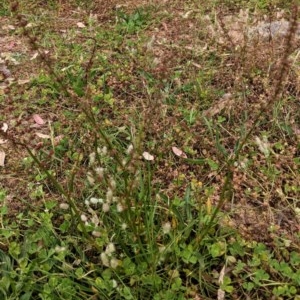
[116,9,150,34]
[0,1,299,299]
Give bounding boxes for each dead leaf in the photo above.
[0,139,7,144]
[218,265,225,284]
[142,151,154,161]
[2,25,15,31]
[33,114,45,125]
[172,146,187,158]
[30,52,39,60]
[181,10,193,19]
[191,62,202,69]
[0,150,6,167]
[1,123,8,133]
[203,93,233,117]
[0,66,11,78]
[217,289,225,300]
[217,265,226,300]
[17,79,30,85]
[76,22,86,28]
[35,133,50,139]
[7,41,17,50]
[162,22,168,31]
[146,35,155,50]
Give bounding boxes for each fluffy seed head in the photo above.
[127,144,134,154]
[89,152,95,166]
[109,178,116,190]
[162,222,171,234]
[55,246,66,253]
[87,172,95,185]
[81,214,88,222]
[106,188,113,203]
[92,231,101,238]
[90,197,100,204]
[102,203,110,212]
[95,167,104,178]
[105,242,116,255]
[116,203,124,212]
[112,279,117,288]
[59,203,69,210]
[100,252,110,267]
[110,258,120,269]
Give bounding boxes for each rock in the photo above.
[248,20,300,41]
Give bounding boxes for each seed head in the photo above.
[87,172,95,185]
[92,231,101,238]
[106,188,113,203]
[95,167,104,178]
[162,222,171,234]
[100,252,110,267]
[90,197,100,204]
[59,203,69,210]
[110,258,120,269]
[89,152,95,166]
[102,203,110,212]
[81,214,88,222]
[116,203,124,212]
[127,144,134,154]
[106,242,116,255]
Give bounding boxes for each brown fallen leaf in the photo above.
[142,151,154,161]
[217,265,226,300]
[0,150,6,167]
[1,123,8,132]
[17,79,31,85]
[203,93,233,117]
[35,132,51,139]
[76,22,86,28]
[172,146,187,158]
[30,52,38,60]
[33,114,45,125]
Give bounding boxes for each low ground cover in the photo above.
[0,0,299,299]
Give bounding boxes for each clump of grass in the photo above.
[0,1,300,299]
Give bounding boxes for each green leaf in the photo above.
[44,201,57,210]
[9,242,21,259]
[122,258,136,276]
[95,277,106,290]
[243,281,254,291]
[171,277,182,291]
[206,158,219,171]
[210,241,226,258]
[290,251,300,266]
[75,267,84,278]
[142,274,162,287]
[20,292,32,300]
[221,276,233,293]
[184,158,206,165]
[119,286,134,300]
[253,269,269,285]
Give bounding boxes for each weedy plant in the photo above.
[0,1,299,299]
